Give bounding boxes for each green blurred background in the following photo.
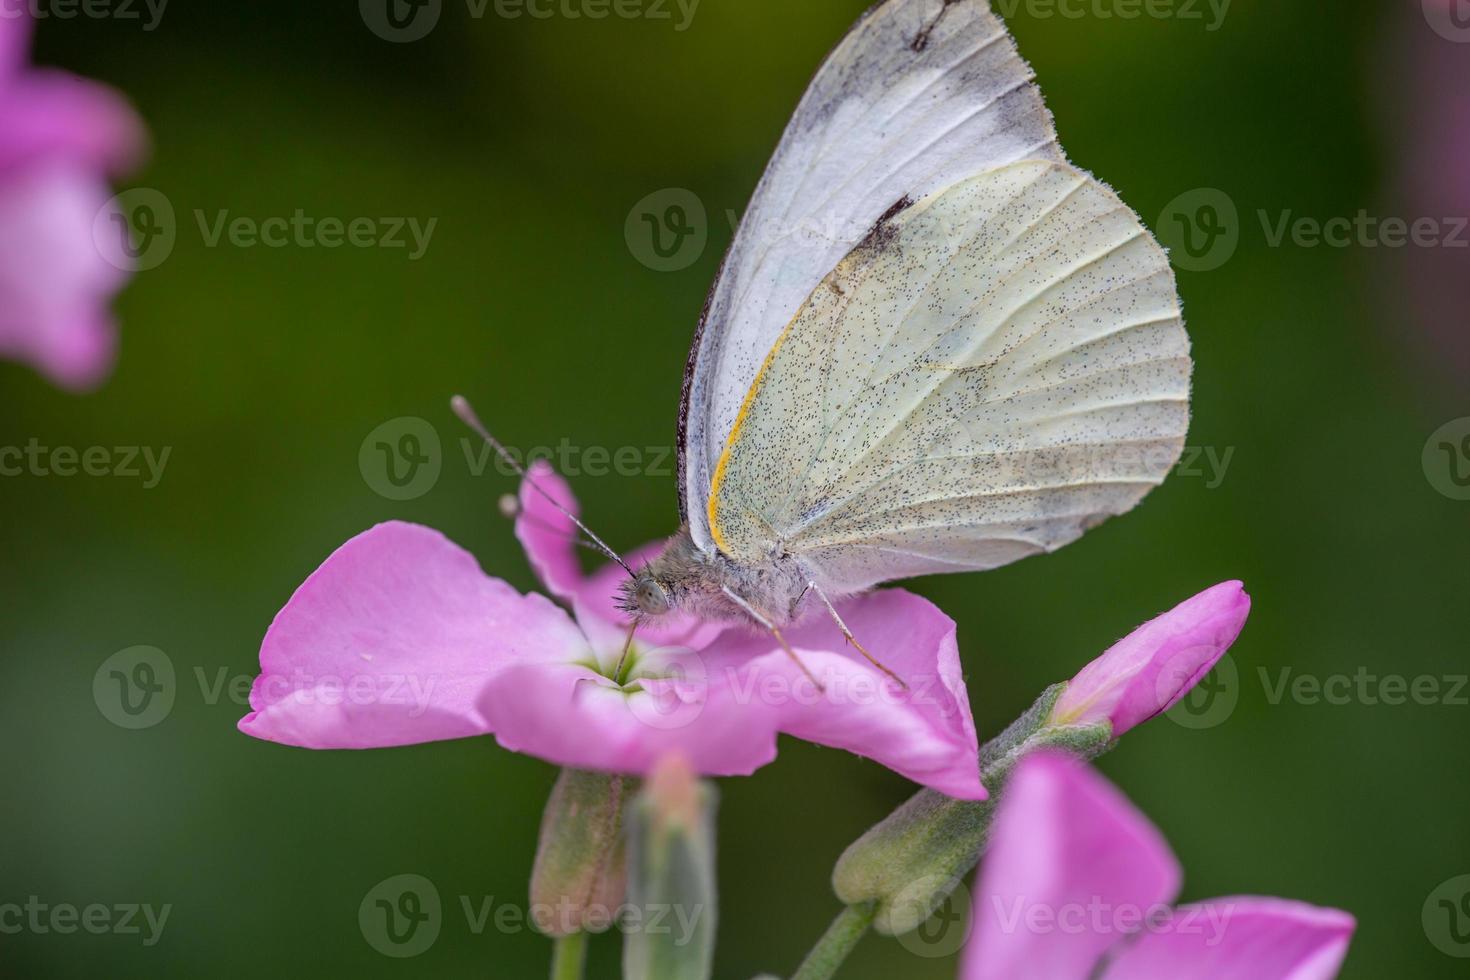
[4,0,1467,976]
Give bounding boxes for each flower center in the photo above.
[575,645,644,690]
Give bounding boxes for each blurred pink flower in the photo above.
[0,10,144,390]
[239,462,985,799]
[1050,582,1250,736]
[1384,1,1470,396]
[962,753,1355,979]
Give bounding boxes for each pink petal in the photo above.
[478,655,783,778]
[701,589,984,799]
[1051,582,1250,736]
[0,164,125,390]
[478,589,983,797]
[1105,897,1355,979]
[0,70,145,174]
[240,522,590,749]
[962,753,1181,980]
[1389,4,1470,386]
[0,8,29,78]
[514,458,588,605]
[513,460,724,652]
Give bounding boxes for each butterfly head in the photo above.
[618,569,673,618]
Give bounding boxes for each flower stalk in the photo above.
[550,931,588,980]
[789,902,876,980]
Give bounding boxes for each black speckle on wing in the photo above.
[911,0,965,52]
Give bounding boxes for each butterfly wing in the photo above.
[706,161,1190,594]
[678,0,1062,553]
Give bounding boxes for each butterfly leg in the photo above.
[720,586,826,693]
[807,581,908,689]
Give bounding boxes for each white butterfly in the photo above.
[461,0,1189,682]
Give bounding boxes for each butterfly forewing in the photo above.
[679,0,1063,552]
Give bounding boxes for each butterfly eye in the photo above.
[637,579,670,615]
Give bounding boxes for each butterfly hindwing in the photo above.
[707,161,1190,593]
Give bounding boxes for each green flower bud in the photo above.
[833,685,1111,935]
[530,768,631,938]
[623,755,717,980]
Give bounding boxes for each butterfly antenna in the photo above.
[451,395,634,578]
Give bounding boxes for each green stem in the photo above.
[550,931,588,980]
[789,902,876,980]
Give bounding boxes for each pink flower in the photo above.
[1049,582,1250,736]
[962,753,1355,979]
[1381,2,1470,392]
[0,10,144,390]
[239,462,985,799]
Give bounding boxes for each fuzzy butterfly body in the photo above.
[620,0,1190,632]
